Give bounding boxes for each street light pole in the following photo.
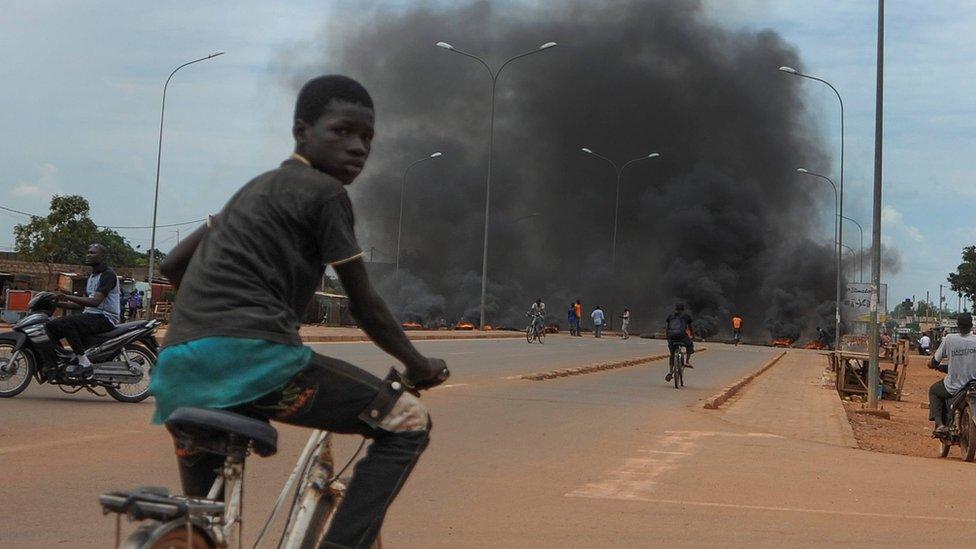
[841,215,864,282]
[798,167,841,350]
[780,65,846,338]
[867,0,886,410]
[580,148,660,269]
[841,243,857,280]
[395,152,442,275]
[147,51,224,295]
[436,40,557,329]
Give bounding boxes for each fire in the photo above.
[454,322,475,330]
[771,338,794,348]
[483,324,494,331]
[803,340,827,350]
[401,322,423,330]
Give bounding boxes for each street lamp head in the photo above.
[430,152,443,158]
[581,147,593,154]
[539,42,558,50]
[796,168,809,173]
[647,153,661,158]
[209,51,226,58]
[436,42,454,50]
[778,65,798,75]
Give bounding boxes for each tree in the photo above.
[14,195,146,266]
[948,246,976,300]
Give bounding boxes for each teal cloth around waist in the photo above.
[149,337,312,424]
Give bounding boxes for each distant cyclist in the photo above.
[665,303,695,382]
[529,298,546,333]
[731,314,743,345]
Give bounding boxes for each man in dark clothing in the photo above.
[150,75,448,549]
[665,303,695,382]
[46,244,120,379]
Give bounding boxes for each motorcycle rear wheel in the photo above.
[960,405,976,462]
[106,345,155,403]
[0,345,35,398]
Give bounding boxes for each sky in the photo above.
[0,0,972,309]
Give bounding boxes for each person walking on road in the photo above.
[128,290,143,320]
[567,303,579,336]
[731,314,743,345]
[574,300,583,337]
[591,306,605,338]
[620,308,631,339]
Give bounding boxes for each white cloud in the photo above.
[882,205,924,243]
[7,163,60,199]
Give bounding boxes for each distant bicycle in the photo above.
[668,344,686,388]
[526,312,545,344]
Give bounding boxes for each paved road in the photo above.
[2,336,971,547]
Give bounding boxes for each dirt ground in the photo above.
[843,353,947,459]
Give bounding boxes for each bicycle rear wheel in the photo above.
[673,353,681,389]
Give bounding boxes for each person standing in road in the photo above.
[574,300,583,337]
[567,303,579,336]
[731,314,743,345]
[591,306,605,338]
[128,290,143,320]
[620,308,631,339]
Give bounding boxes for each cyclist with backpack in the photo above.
[665,303,695,382]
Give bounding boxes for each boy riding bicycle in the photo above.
[150,75,448,548]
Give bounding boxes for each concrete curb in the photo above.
[519,349,707,381]
[702,350,788,410]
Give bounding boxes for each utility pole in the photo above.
[867,0,884,410]
[939,284,944,327]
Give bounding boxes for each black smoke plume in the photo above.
[279,0,844,339]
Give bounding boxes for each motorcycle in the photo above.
[0,291,161,403]
[932,358,976,461]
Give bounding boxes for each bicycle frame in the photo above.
[191,430,340,548]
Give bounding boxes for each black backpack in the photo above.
[666,314,687,338]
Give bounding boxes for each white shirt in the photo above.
[920,335,931,349]
[530,302,545,316]
[935,333,976,393]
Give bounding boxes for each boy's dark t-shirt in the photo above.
[165,157,363,348]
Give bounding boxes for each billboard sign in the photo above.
[843,282,887,323]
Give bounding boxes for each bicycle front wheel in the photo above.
[538,329,545,344]
[526,326,534,343]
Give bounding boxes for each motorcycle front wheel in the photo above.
[0,344,35,398]
[106,345,155,403]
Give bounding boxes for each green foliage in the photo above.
[13,195,148,266]
[948,246,976,299]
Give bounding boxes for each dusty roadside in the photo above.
[842,353,945,458]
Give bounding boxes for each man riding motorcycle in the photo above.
[929,313,976,436]
[665,303,695,382]
[45,243,120,380]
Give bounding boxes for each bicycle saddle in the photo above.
[166,407,278,457]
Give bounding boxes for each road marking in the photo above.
[568,431,780,501]
[0,430,144,456]
[565,494,976,523]
[439,383,470,389]
[663,430,783,439]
